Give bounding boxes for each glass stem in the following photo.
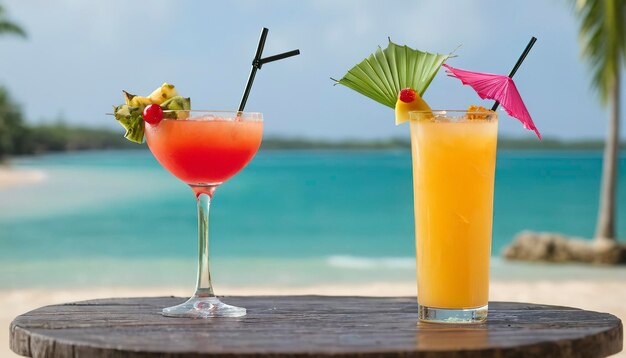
[193,186,217,298]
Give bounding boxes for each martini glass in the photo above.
[145,110,263,318]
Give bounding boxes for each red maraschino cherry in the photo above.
[398,88,416,103]
[143,104,163,125]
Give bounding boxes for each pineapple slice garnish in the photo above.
[394,88,432,125]
[113,83,189,143]
[148,83,178,105]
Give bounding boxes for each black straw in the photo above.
[491,36,537,111]
[259,50,301,66]
[238,28,300,112]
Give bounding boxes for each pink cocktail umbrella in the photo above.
[442,38,541,139]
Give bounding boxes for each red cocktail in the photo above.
[146,114,263,186]
[146,111,263,317]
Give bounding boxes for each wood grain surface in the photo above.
[9,296,623,357]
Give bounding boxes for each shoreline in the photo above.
[2,280,626,357]
[2,256,626,290]
[0,166,46,190]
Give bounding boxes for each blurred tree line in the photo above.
[0,87,136,161]
[0,87,29,158]
[0,4,135,161]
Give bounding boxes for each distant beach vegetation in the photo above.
[1,84,624,159]
[1,122,624,159]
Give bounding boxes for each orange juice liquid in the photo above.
[410,116,497,309]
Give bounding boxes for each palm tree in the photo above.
[572,0,625,241]
[0,3,25,161]
[0,4,25,38]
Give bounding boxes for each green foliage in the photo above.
[28,123,139,153]
[0,87,30,160]
[574,0,625,103]
[333,40,450,108]
[260,137,624,151]
[261,137,410,150]
[0,3,28,160]
[0,4,26,38]
[0,85,138,160]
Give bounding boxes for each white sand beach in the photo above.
[0,167,45,190]
[2,280,625,357]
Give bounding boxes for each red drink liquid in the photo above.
[145,117,263,185]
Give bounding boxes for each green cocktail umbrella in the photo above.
[333,39,452,108]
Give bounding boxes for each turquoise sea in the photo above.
[1,149,625,289]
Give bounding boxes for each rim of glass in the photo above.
[409,109,497,121]
[162,110,263,122]
[409,110,497,115]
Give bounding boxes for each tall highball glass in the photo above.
[409,110,498,323]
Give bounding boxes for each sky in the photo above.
[0,0,624,140]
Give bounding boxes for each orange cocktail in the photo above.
[410,110,498,323]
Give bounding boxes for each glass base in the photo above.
[162,296,246,318]
[418,304,487,324]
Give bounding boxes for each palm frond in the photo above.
[333,40,451,108]
[574,0,626,103]
[0,20,26,37]
[0,3,26,38]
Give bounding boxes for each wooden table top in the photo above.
[10,296,623,358]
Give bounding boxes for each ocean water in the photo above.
[1,149,625,288]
